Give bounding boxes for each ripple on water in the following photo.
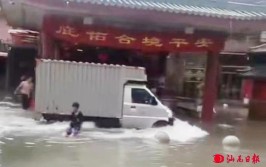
[25,145,34,148]
[44,136,91,145]
[4,137,14,141]
[25,142,35,145]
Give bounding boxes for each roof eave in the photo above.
[2,0,266,33]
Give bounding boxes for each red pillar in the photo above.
[241,79,253,104]
[202,52,219,122]
[40,32,55,59]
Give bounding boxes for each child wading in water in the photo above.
[66,102,84,137]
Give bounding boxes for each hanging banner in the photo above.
[9,29,39,48]
[43,17,225,52]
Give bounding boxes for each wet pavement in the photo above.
[0,103,265,167]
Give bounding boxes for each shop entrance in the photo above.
[0,40,9,91]
[218,54,249,100]
[6,47,37,90]
[0,54,7,90]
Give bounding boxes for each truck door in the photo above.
[122,84,169,129]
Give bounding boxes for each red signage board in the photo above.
[43,18,225,52]
[9,30,39,48]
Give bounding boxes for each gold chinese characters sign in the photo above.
[46,22,225,52]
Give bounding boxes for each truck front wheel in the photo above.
[152,121,168,128]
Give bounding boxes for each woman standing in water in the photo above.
[14,77,34,110]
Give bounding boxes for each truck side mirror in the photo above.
[151,96,158,106]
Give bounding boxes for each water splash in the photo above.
[83,119,208,142]
[0,106,208,142]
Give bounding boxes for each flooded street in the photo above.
[1,0,266,166]
[0,106,265,167]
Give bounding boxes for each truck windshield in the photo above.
[131,88,153,104]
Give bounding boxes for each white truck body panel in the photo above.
[35,59,147,118]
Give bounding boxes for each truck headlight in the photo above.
[166,109,173,118]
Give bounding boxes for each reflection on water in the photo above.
[0,106,266,167]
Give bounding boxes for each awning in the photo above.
[250,43,266,53]
[0,52,8,57]
[240,66,266,79]
[220,51,247,55]
[8,29,39,48]
[68,0,266,20]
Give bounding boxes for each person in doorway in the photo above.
[14,77,34,110]
[66,102,84,137]
[14,75,27,103]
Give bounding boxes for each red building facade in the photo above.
[2,0,266,122]
[40,15,226,122]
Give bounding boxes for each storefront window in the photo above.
[182,53,206,98]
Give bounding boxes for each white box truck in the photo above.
[35,59,174,129]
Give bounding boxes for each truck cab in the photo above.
[121,83,174,129]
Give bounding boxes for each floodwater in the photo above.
[0,105,265,167]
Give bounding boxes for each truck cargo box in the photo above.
[35,59,147,118]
